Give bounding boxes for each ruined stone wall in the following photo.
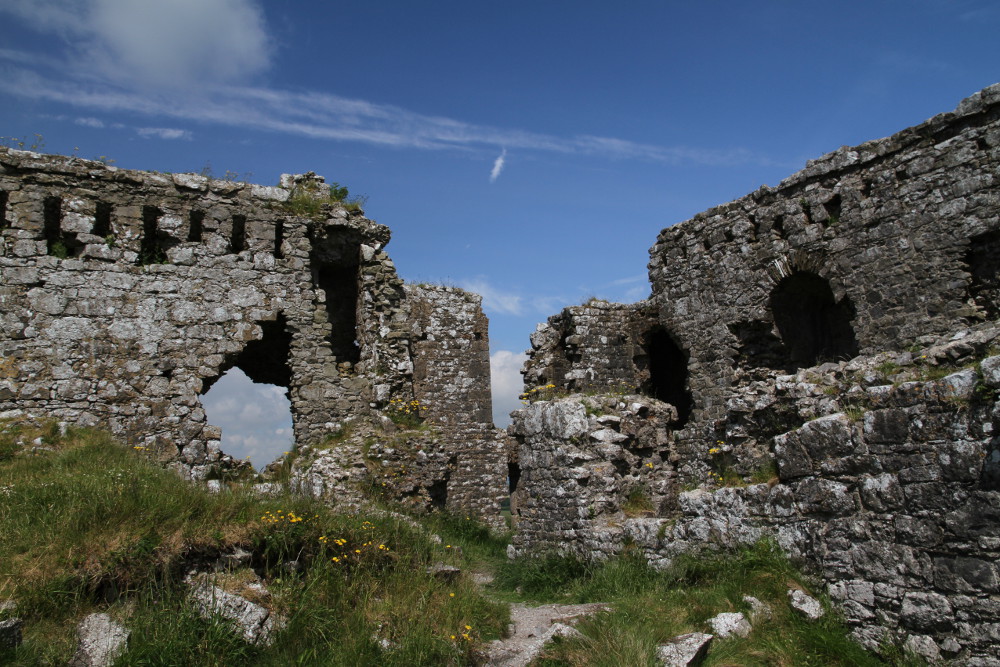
[511,85,1000,662]
[523,301,648,393]
[510,346,1000,662]
[626,363,1000,662]
[0,149,503,521]
[527,84,1000,443]
[646,83,1000,430]
[406,284,492,427]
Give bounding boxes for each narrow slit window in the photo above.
[43,196,63,256]
[273,219,284,258]
[0,191,8,230]
[188,210,204,242]
[230,214,246,253]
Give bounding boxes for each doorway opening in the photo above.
[636,326,692,427]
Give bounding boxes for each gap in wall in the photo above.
[200,315,295,469]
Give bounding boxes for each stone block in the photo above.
[900,591,953,633]
[68,613,129,667]
[933,557,999,593]
[656,632,713,666]
[788,589,824,620]
[707,612,750,638]
[0,618,22,649]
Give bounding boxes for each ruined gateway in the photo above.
[2,83,1000,662]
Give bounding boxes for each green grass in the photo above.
[0,419,919,665]
[0,420,507,665]
[496,542,916,666]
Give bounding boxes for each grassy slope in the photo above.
[0,421,919,666]
[0,421,507,665]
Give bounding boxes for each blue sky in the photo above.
[2,0,998,465]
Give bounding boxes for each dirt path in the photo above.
[482,601,611,667]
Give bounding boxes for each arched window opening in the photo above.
[966,230,1000,320]
[769,271,858,368]
[636,327,692,427]
[200,315,294,469]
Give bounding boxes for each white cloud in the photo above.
[75,117,104,128]
[491,349,527,427]
[1,0,272,90]
[0,2,786,168]
[489,149,507,182]
[609,274,647,286]
[136,127,192,140]
[200,367,293,469]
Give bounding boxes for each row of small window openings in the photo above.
[32,196,285,262]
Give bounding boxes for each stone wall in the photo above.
[646,83,1000,431]
[527,84,1000,442]
[0,148,504,523]
[511,84,1000,662]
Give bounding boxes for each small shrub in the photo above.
[0,133,45,151]
[48,239,69,259]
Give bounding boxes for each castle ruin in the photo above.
[3,84,1000,662]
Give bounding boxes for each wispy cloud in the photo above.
[74,116,105,128]
[0,2,776,168]
[489,149,507,182]
[136,127,192,140]
[458,278,524,316]
[609,274,647,287]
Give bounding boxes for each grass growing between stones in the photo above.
[495,542,918,666]
[0,421,508,665]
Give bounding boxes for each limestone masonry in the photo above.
[4,83,1000,663]
[0,150,504,521]
[514,84,1000,663]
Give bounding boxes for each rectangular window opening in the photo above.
[138,205,166,265]
[92,201,113,237]
[0,191,8,230]
[43,196,63,256]
[188,210,204,242]
[230,214,247,253]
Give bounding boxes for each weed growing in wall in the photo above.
[387,398,427,428]
[282,181,368,219]
[519,383,559,404]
